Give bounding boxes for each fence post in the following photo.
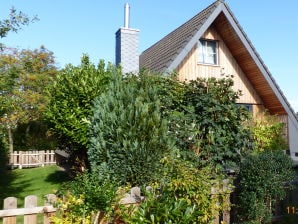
[41,150,45,167]
[44,194,56,224]
[19,151,23,169]
[24,195,37,224]
[3,197,17,224]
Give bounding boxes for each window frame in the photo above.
[237,103,253,114]
[198,39,219,66]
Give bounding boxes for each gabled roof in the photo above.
[140,0,221,73]
[140,0,298,126]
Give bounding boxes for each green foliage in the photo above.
[250,113,288,152]
[179,78,253,170]
[45,55,113,149]
[0,46,58,152]
[120,158,230,223]
[0,7,38,48]
[144,74,253,171]
[51,194,93,224]
[88,73,174,185]
[13,121,57,151]
[57,172,117,214]
[236,150,295,223]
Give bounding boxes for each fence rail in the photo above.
[9,150,56,169]
[1,194,56,224]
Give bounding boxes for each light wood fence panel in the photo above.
[1,194,56,224]
[3,197,17,224]
[10,150,56,169]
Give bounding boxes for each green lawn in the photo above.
[0,165,70,208]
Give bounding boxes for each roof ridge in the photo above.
[140,1,221,72]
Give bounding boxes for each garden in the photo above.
[0,12,296,223]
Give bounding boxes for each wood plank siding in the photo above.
[177,17,287,120]
[177,26,265,114]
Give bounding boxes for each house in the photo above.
[115,0,298,160]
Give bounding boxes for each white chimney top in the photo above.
[124,3,130,28]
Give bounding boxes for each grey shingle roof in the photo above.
[139,1,222,73]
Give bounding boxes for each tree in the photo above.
[0,7,38,48]
[45,55,114,168]
[0,46,57,152]
[143,74,253,171]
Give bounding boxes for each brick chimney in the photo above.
[115,3,140,74]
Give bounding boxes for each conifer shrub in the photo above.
[88,73,174,185]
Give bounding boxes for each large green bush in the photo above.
[88,73,174,185]
[236,150,294,223]
[45,55,113,149]
[180,78,253,170]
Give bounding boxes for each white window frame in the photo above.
[198,39,219,65]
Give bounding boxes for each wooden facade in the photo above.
[177,26,269,116]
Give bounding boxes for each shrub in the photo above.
[236,150,295,223]
[45,55,113,149]
[88,73,174,185]
[250,113,288,152]
[51,193,93,224]
[57,172,117,213]
[119,158,231,223]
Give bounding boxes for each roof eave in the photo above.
[165,2,298,127]
[166,3,225,73]
[220,6,298,126]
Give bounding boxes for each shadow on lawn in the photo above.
[0,168,31,208]
[45,169,71,184]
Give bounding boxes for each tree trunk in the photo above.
[8,126,13,154]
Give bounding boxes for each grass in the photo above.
[0,165,70,208]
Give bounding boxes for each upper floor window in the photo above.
[237,103,253,113]
[198,39,218,65]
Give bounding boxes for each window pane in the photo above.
[198,40,217,65]
[205,53,216,64]
[206,42,216,54]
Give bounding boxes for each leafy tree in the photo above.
[45,55,114,165]
[0,7,38,48]
[0,46,57,152]
[88,73,174,185]
[180,78,253,170]
[143,74,253,171]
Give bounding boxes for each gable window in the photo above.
[237,103,253,113]
[198,39,218,65]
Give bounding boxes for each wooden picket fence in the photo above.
[0,194,56,224]
[9,150,56,169]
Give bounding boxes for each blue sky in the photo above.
[1,0,298,112]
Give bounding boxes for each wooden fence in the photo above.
[0,194,56,224]
[9,150,56,169]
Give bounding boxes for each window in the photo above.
[237,103,253,113]
[198,39,218,65]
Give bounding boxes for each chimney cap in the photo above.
[124,3,130,28]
